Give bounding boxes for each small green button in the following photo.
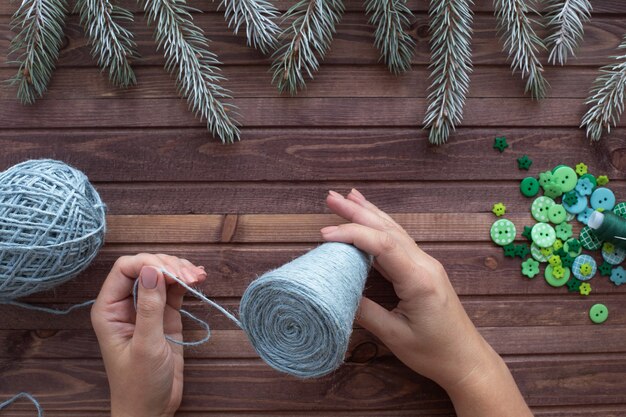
[531,223,556,248]
[520,177,540,197]
[552,166,578,192]
[589,303,608,324]
[544,265,570,287]
[547,204,567,224]
[490,219,516,246]
[531,196,555,223]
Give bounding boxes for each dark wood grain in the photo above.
[1,128,621,182]
[1,15,624,68]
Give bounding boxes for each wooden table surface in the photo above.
[2,0,626,415]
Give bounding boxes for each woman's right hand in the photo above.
[321,189,532,417]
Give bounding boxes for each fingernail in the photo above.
[198,265,206,270]
[350,188,365,201]
[140,266,158,289]
[321,226,338,234]
[328,190,343,199]
[181,267,197,284]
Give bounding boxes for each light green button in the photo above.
[531,223,556,248]
[547,204,567,224]
[589,303,608,324]
[552,166,578,192]
[490,219,516,246]
[544,265,570,287]
[531,196,555,223]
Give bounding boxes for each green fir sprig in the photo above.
[75,0,138,88]
[365,0,416,74]
[271,0,344,94]
[7,0,68,104]
[423,0,473,145]
[220,0,280,53]
[142,0,240,143]
[494,0,548,99]
[544,0,591,65]
[581,35,626,141]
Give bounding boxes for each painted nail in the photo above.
[328,190,343,199]
[321,226,339,234]
[350,188,366,201]
[140,266,158,289]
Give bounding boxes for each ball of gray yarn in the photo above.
[239,242,371,378]
[0,159,106,301]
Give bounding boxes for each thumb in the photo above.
[356,297,404,345]
[134,266,167,346]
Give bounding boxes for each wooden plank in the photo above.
[3,324,626,360]
[0,128,619,182]
[0,243,626,306]
[3,356,626,410]
[82,181,626,215]
[2,0,626,14]
[0,66,603,100]
[0,97,620,128]
[1,15,624,67]
[101,212,569,243]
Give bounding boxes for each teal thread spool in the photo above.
[588,211,626,249]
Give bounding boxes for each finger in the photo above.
[97,253,162,305]
[356,297,406,345]
[347,189,399,225]
[166,282,187,311]
[327,191,398,233]
[133,266,167,347]
[321,223,422,289]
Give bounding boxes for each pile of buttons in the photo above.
[489,138,626,324]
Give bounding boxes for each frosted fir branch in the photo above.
[494,0,548,99]
[75,0,138,88]
[271,0,344,94]
[220,0,281,54]
[365,0,416,74]
[544,0,591,65]
[142,0,240,143]
[7,0,68,104]
[423,0,473,145]
[581,35,626,141]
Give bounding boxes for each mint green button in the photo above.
[552,166,577,193]
[531,196,555,223]
[589,303,608,324]
[544,265,570,287]
[547,204,567,224]
[490,219,516,246]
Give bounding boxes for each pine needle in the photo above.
[544,0,591,66]
[7,0,68,105]
[581,35,626,141]
[219,0,281,54]
[423,0,473,145]
[75,0,138,88]
[365,0,416,74]
[494,0,548,99]
[271,0,344,94]
[142,0,240,143]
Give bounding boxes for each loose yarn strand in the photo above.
[7,299,95,314]
[0,392,43,416]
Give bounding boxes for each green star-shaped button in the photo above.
[566,277,582,293]
[599,261,613,277]
[566,238,581,253]
[561,254,575,268]
[494,136,509,152]
[563,191,579,207]
[554,247,567,258]
[521,258,540,278]
[539,171,553,187]
[517,155,532,170]
[543,183,563,199]
[514,244,530,259]
[522,226,533,241]
[503,243,516,257]
[555,223,573,241]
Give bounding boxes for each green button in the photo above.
[532,223,556,248]
[544,265,570,287]
[589,303,608,324]
[580,226,602,251]
[547,204,567,224]
[552,166,578,193]
[520,177,539,197]
[490,219,516,246]
[531,196,555,223]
